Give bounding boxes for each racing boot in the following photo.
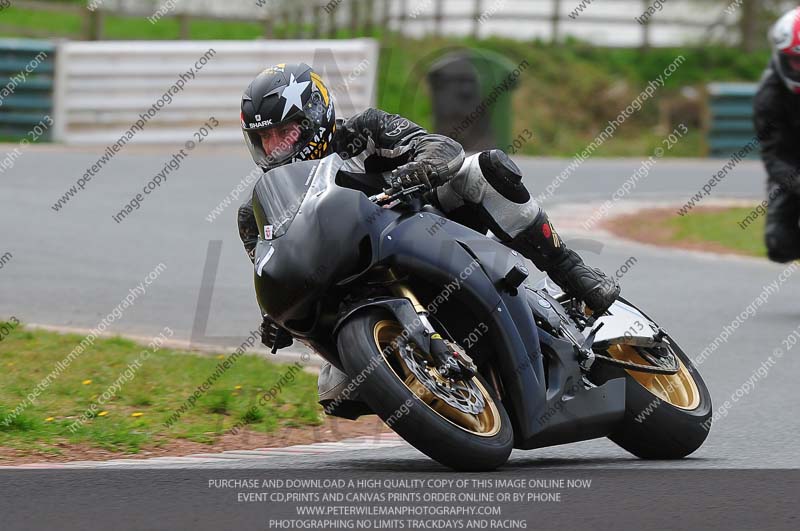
[508,210,620,315]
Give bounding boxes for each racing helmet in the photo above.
[241,63,336,171]
[769,7,800,94]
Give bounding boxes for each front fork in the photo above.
[384,268,477,380]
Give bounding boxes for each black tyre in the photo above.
[591,337,712,459]
[337,309,513,471]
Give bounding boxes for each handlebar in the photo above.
[369,183,428,207]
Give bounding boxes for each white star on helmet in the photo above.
[279,73,311,120]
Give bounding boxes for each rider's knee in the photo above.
[435,150,540,240]
[477,149,530,204]
[438,149,531,207]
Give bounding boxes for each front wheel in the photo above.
[337,309,513,471]
[591,337,712,459]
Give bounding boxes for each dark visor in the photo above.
[780,53,800,81]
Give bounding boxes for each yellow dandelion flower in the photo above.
[234,385,242,390]
[98,411,108,417]
[45,417,54,422]
[131,412,143,417]
[82,379,92,385]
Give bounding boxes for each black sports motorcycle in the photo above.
[251,154,712,471]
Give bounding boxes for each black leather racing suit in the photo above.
[237,108,465,260]
[754,63,800,262]
[238,107,619,316]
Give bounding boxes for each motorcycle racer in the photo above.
[237,63,620,351]
[754,7,800,262]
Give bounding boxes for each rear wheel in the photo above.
[337,309,513,471]
[591,338,712,459]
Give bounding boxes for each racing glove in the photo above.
[386,161,438,193]
[260,315,293,353]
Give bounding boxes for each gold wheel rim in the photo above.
[607,344,701,410]
[373,320,501,437]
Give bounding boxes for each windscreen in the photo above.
[253,160,318,239]
[252,155,343,240]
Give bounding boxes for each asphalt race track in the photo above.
[1,144,798,474]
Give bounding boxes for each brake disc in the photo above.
[398,344,486,415]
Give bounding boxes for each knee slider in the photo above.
[478,150,529,204]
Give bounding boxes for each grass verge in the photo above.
[0,323,321,457]
[605,206,767,257]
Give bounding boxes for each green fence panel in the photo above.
[707,82,759,159]
[0,39,56,140]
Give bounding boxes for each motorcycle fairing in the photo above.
[374,211,625,447]
[253,154,388,325]
[252,154,626,447]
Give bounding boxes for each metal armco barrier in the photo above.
[52,39,379,145]
[707,82,759,159]
[0,39,55,139]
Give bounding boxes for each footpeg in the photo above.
[578,322,605,371]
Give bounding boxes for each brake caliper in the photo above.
[429,333,477,380]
